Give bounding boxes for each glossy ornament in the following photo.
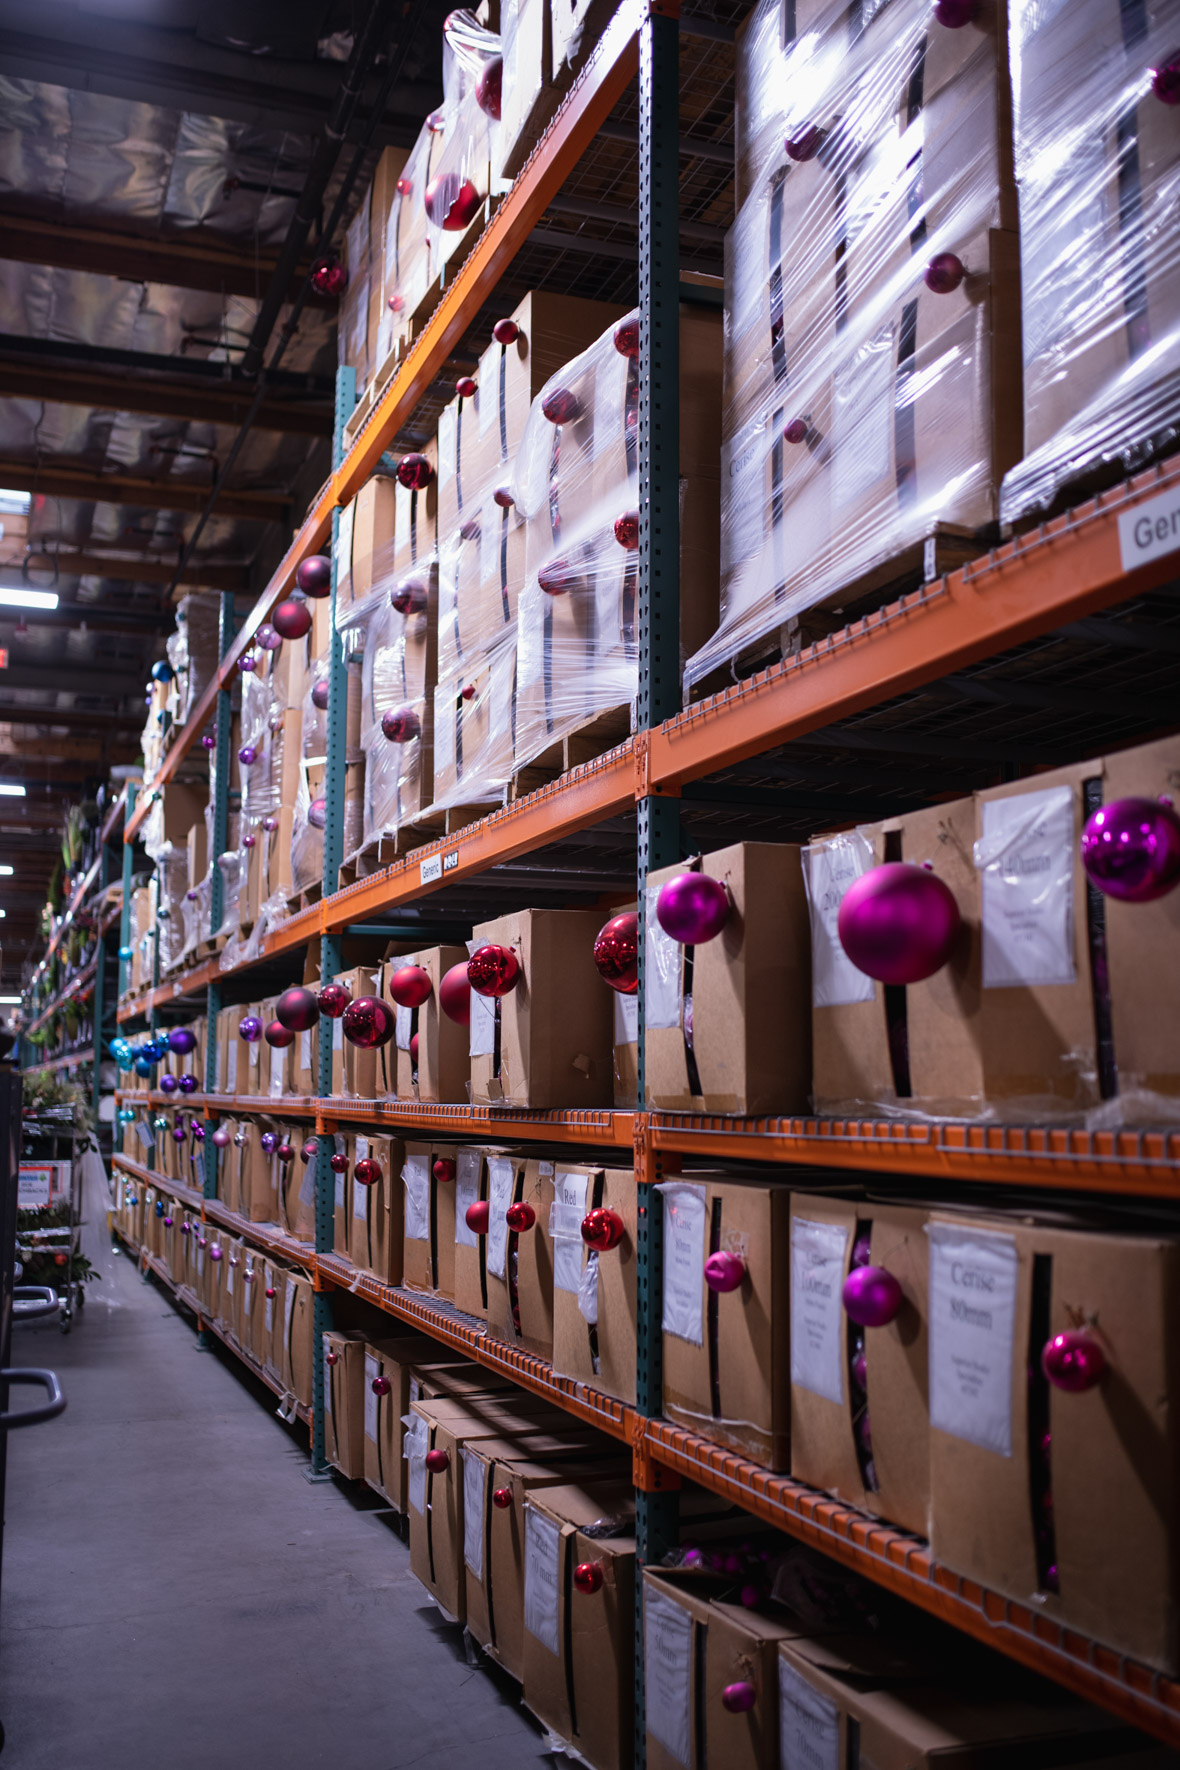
[537,555,580,596]
[573,1561,603,1595]
[1042,1329,1107,1393]
[492,317,520,345]
[1153,55,1180,103]
[391,575,427,615]
[721,1682,757,1715]
[325,1349,338,1366]
[381,706,421,743]
[307,797,327,830]
[476,53,502,117]
[260,1132,279,1155]
[388,964,433,1008]
[276,986,320,1032]
[200,735,215,753]
[467,943,521,997]
[655,872,730,944]
[263,814,279,832]
[371,1374,391,1397]
[704,1250,746,1293]
[837,862,960,985]
[272,597,313,641]
[276,1144,295,1166]
[593,912,639,994]
[151,659,174,683]
[330,1152,349,1175]
[160,1073,178,1095]
[180,1223,191,1237]
[396,452,434,491]
[924,251,965,294]
[296,555,332,598]
[317,981,352,1019]
[613,510,639,550]
[118,944,134,961]
[541,385,580,424]
[354,1158,382,1187]
[163,1216,173,1229]
[842,1264,904,1328]
[238,743,257,767]
[311,679,330,712]
[785,124,823,161]
[238,650,258,674]
[492,1487,512,1509]
[209,1244,223,1261]
[342,997,395,1048]
[465,1200,490,1235]
[265,1286,276,1300]
[933,0,978,21]
[784,417,809,445]
[1080,795,1180,902]
[409,1033,419,1064]
[310,255,347,298]
[581,1208,625,1252]
[613,314,639,358]
[178,1073,198,1094]
[134,1057,153,1078]
[301,1140,319,1164]
[172,1124,187,1144]
[432,1158,456,1184]
[212,1125,232,1148]
[424,1448,450,1473]
[169,1027,197,1055]
[264,1019,294,1048]
[257,623,282,651]
[492,485,514,510]
[424,172,481,230]
[505,1200,536,1233]
[117,1108,135,1125]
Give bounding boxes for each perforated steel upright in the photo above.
[204,590,237,1197]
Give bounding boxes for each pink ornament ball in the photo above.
[316,981,352,1019]
[310,255,348,298]
[276,1144,295,1166]
[542,385,580,424]
[656,872,730,944]
[476,54,502,117]
[439,963,471,1025]
[307,797,327,830]
[296,555,333,598]
[1042,1329,1107,1393]
[242,833,257,849]
[424,172,481,231]
[388,964,433,1008]
[1080,796,1180,902]
[301,1140,318,1164]
[201,733,216,751]
[272,597,312,640]
[837,862,960,985]
[467,943,521,997]
[842,1264,903,1328]
[163,1216,173,1228]
[342,997,395,1048]
[238,1015,262,1043]
[257,623,282,652]
[311,679,330,711]
[264,1019,294,1048]
[456,374,477,399]
[330,1152,349,1174]
[722,1682,757,1714]
[212,1125,232,1148]
[593,912,639,994]
[209,1244,222,1261]
[276,986,320,1032]
[704,1249,745,1293]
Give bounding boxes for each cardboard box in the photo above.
[431,643,517,810]
[328,966,384,1097]
[927,1208,1180,1673]
[468,909,614,1108]
[323,1330,368,1479]
[484,1153,554,1359]
[788,1194,930,1535]
[277,1134,316,1242]
[359,1336,480,1507]
[453,1145,490,1320]
[238,1245,264,1364]
[549,1163,636,1404]
[280,1269,314,1407]
[645,843,811,1114]
[349,473,398,606]
[401,1142,459,1298]
[661,1178,791,1468]
[392,436,438,577]
[347,1132,405,1285]
[390,946,471,1103]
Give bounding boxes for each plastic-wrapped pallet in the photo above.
[347,574,438,846]
[165,593,221,727]
[376,123,446,363]
[685,0,1021,693]
[423,10,501,265]
[1001,0,1180,522]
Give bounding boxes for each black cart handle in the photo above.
[12,1287,61,1323]
[0,1368,65,1427]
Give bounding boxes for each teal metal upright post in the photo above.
[204,591,236,1196]
[634,7,682,1759]
[118,787,136,1003]
[309,362,356,1479]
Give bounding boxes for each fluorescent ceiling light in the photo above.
[0,995,19,1003]
[0,491,30,516]
[0,587,57,611]
[0,785,26,797]
[0,865,12,876]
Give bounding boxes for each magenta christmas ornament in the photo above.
[424,172,480,230]
[296,555,332,598]
[330,1152,349,1175]
[492,317,520,345]
[455,374,477,399]
[704,1250,745,1293]
[212,1125,232,1148]
[354,1158,382,1187]
[924,251,965,294]
[476,53,502,118]
[202,733,216,751]
[1153,55,1180,103]
[242,833,257,849]
[1042,1329,1107,1393]
[301,1140,319,1164]
[1080,795,1180,902]
[307,797,327,830]
[593,912,639,994]
[238,650,258,674]
[257,623,282,651]
[311,679,330,711]
[371,1374,391,1397]
[655,872,730,944]
[317,981,351,1019]
[391,575,428,615]
[381,707,421,743]
[581,1208,625,1252]
[342,997,394,1048]
[432,1158,456,1184]
[191,1122,205,1143]
[310,255,347,298]
[424,1447,450,1473]
[842,1264,903,1328]
[396,452,435,491]
[238,744,256,767]
[613,510,639,550]
[721,1682,757,1715]
[439,963,471,1025]
[172,1124,187,1144]
[388,964,433,1009]
[264,1019,294,1048]
[276,986,320,1032]
[276,1144,295,1166]
[465,1200,490,1235]
[209,1243,222,1261]
[837,862,960,985]
[272,597,313,641]
[785,124,823,161]
[467,943,521,997]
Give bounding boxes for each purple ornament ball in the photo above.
[721,1682,757,1714]
[655,872,730,945]
[837,862,960,986]
[311,679,330,711]
[296,555,333,598]
[1080,796,1180,903]
[238,1015,262,1043]
[159,1073,178,1095]
[842,1264,903,1329]
[256,622,282,652]
[177,1073,197,1095]
[238,744,257,767]
[1042,1329,1107,1393]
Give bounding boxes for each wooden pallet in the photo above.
[509,705,632,800]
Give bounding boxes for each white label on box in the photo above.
[395,1002,413,1051]
[300,1029,312,1073]
[404,1414,427,1515]
[226,1260,235,1296]
[779,1658,839,1770]
[976,785,1076,989]
[1118,481,1180,572]
[420,852,442,885]
[194,1151,206,1190]
[523,1506,562,1654]
[644,885,682,1031]
[364,1352,379,1442]
[265,1290,275,1335]
[335,1172,345,1210]
[269,1044,285,1097]
[299,1162,315,1205]
[353,1177,369,1222]
[322,1345,333,1415]
[284,1278,297,1353]
[333,1020,344,1055]
[657,1181,707,1346]
[551,1170,589,1294]
[402,1154,430,1243]
[454,1148,481,1248]
[463,1448,485,1579]
[250,1039,261,1069]
[134,1119,155,1151]
[613,988,639,1046]
[790,1217,849,1405]
[486,1158,514,1280]
[927,1222,1017,1457]
[469,988,496,1059]
[801,833,876,1007]
[644,1587,693,1765]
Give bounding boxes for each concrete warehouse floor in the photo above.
[0,1248,554,1768]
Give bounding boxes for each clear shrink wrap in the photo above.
[1001,0,1180,520]
[165,593,221,727]
[431,625,519,809]
[687,0,1020,691]
[423,11,500,256]
[348,572,438,845]
[376,122,444,362]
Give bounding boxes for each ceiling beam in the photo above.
[0,602,184,638]
[2,551,251,591]
[0,358,331,438]
[0,661,150,695]
[0,735,141,762]
[0,459,288,523]
[0,704,144,730]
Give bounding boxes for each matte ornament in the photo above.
[256,623,282,651]
[424,1448,450,1473]
[424,172,480,230]
[311,679,330,711]
[581,1208,625,1252]
[573,1562,603,1595]
[330,1152,349,1174]
[388,965,433,1008]
[160,1073,178,1094]
[1153,56,1180,103]
[343,997,395,1048]
[456,375,478,398]
[1042,1329,1107,1393]
[785,124,823,161]
[310,255,348,297]
[924,251,965,294]
[371,1375,391,1396]
[837,862,960,984]
[492,317,520,345]
[613,510,639,550]
[656,872,730,944]
[308,797,327,830]
[704,1250,746,1293]
[476,54,502,117]
[1080,795,1180,902]
[260,1132,278,1154]
[387,291,404,313]
[392,575,428,615]
[296,555,333,598]
[613,314,639,358]
[212,1126,231,1148]
[505,1200,536,1233]
[178,1073,198,1094]
[593,911,639,994]
[467,943,521,997]
[354,1158,382,1187]
[432,1158,456,1184]
[784,417,809,444]
[933,0,978,19]
[541,386,580,424]
[317,982,352,1019]
[276,986,320,1032]
[134,1057,153,1077]
[721,1682,757,1714]
[264,1019,294,1048]
[842,1264,903,1328]
[238,744,257,766]
[492,1487,512,1509]
[276,1144,295,1166]
[381,707,421,743]
[272,597,313,640]
[169,1027,197,1055]
[465,1200,490,1235]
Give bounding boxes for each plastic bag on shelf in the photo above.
[685,0,1020,693]
[1001,0,1180,521]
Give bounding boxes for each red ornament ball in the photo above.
[492,485,515,509]
[330,1152,349,1174]
[593,912,639,994]
[924,251,965,295]
[785,124,822,162]
[613,510,639,550]
[381,706,421,743]
[391,574,428,615]
[276,1144,295,1166]
[295,555,332,598]
[837,862,960,986]
[476,54,502,118]
[388,964,433,1008]
[542,385,580,424]
[325,1348,339,1366]
[424,172,481,231]
[465,1200,490,1235]
[425,1447,450,1473]
[409,1033,419,1064]
[354,1158,383,1187]
[784,417,809,445]
[433,1158,456,1184]
[396,452,435,491]
[492,1486,512,1509]
[440,963,471,1025]
[310,255,347,297]
[371,1374,392,1396]
[1042,1329,1107,1393]
[492,317,520,346]
[272,597,313,640]
[581,1207,625,1252]
[613,314,639,358]
[342,997,395,1049]
[456,375,477,399]
[317,981,352,1019]
[276,986,320,1032]
[467,943,521,997]
[573,1561,603,1595]
[505,1199,536,1233]
[264,1019,294,1048]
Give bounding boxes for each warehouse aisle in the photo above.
[0,1251,553,1769]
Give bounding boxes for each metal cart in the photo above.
[17,1107,84,1335]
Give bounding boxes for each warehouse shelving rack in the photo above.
[111,0,1180,1751]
